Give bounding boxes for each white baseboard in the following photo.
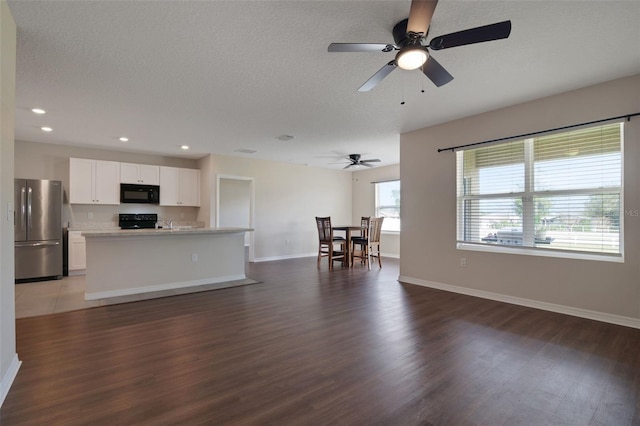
[399,275,640,329]
[0,354,22,407]
[253,253,316,262]
[85,274,247,300]
[254,253,400,262]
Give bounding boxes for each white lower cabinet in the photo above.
[68,231,86,274]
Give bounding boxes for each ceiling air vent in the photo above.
[276,135,294,142]
[235,148,257,154]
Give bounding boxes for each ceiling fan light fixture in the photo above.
[396,45,427,70]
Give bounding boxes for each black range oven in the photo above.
[119,213,158,229]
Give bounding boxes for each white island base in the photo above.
[83,228,252,300]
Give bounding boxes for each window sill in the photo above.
[457,242,623,263]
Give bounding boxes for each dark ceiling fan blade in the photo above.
[357,61,397,92]
[328,43,395,53]
[360,163,374,167]
[422,55,453,87]
[429,20,512,50]
[360,159,381,163]
[407,0,439,36]
[343,164,354,169]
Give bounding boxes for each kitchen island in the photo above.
[82,227,252,300]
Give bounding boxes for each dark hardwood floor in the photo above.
[3,257,640,425]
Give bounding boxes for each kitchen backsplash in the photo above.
[66,204,202,230]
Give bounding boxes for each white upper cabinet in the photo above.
[159,166,200,207]
[159,166,179,205]
[69,158,120,205]
[120,163,160,185]
[178,168,200,206]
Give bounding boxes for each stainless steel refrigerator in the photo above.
[15,179,63,282]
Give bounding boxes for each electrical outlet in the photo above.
[180,213,185,219]
[88,212,93,219]
[191,253,198,262]
[460,257,467,267]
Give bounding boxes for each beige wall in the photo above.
[352,164,400,257]
[0,0,18,405]
[15,145,353,261]
[400,75,640,322]
[200,154,353,261]
[15,141,200,228]
[197,155,214,227]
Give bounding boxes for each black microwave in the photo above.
[120,184,160,204]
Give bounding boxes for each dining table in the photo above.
[332,225,365,267]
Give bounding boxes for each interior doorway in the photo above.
[216,175,255,262]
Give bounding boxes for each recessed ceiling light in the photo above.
[31,108,46,114]
[41,126,53,132]
[119,137,129,142]
[180,145,189,150]
[235,148,256,154]
[276,134,294,142]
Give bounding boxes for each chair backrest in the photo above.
[368,217,384,244]
[360,216,370,238]
[315,217,332,242]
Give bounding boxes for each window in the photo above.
[456,123,623,259]
[375,180,400,232]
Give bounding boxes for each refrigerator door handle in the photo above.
[15,241,61,248]
[27,186,33,231]
[20,186,26,231]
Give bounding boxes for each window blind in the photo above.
[375,180,400,232]
[457,123,622,256]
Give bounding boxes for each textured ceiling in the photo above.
[7,0,640,169]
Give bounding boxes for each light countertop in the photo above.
[82,227,252,238]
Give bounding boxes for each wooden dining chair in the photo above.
[351,217,370,265]
[359,216,370,238]
[351,217,384,270]
[315,216,346,269]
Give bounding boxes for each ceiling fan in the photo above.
[328,0,512,91]
[339,154,381,169]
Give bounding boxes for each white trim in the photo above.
[253,253,316,262]
[398,275,640,329]
[84,275,247,300]
[254,253,399,262]
[216,174,255,262]
[381,252,400,259]
[0,354,22,407]
[457,242,624,263]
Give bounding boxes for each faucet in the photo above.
[158,218,174,230]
